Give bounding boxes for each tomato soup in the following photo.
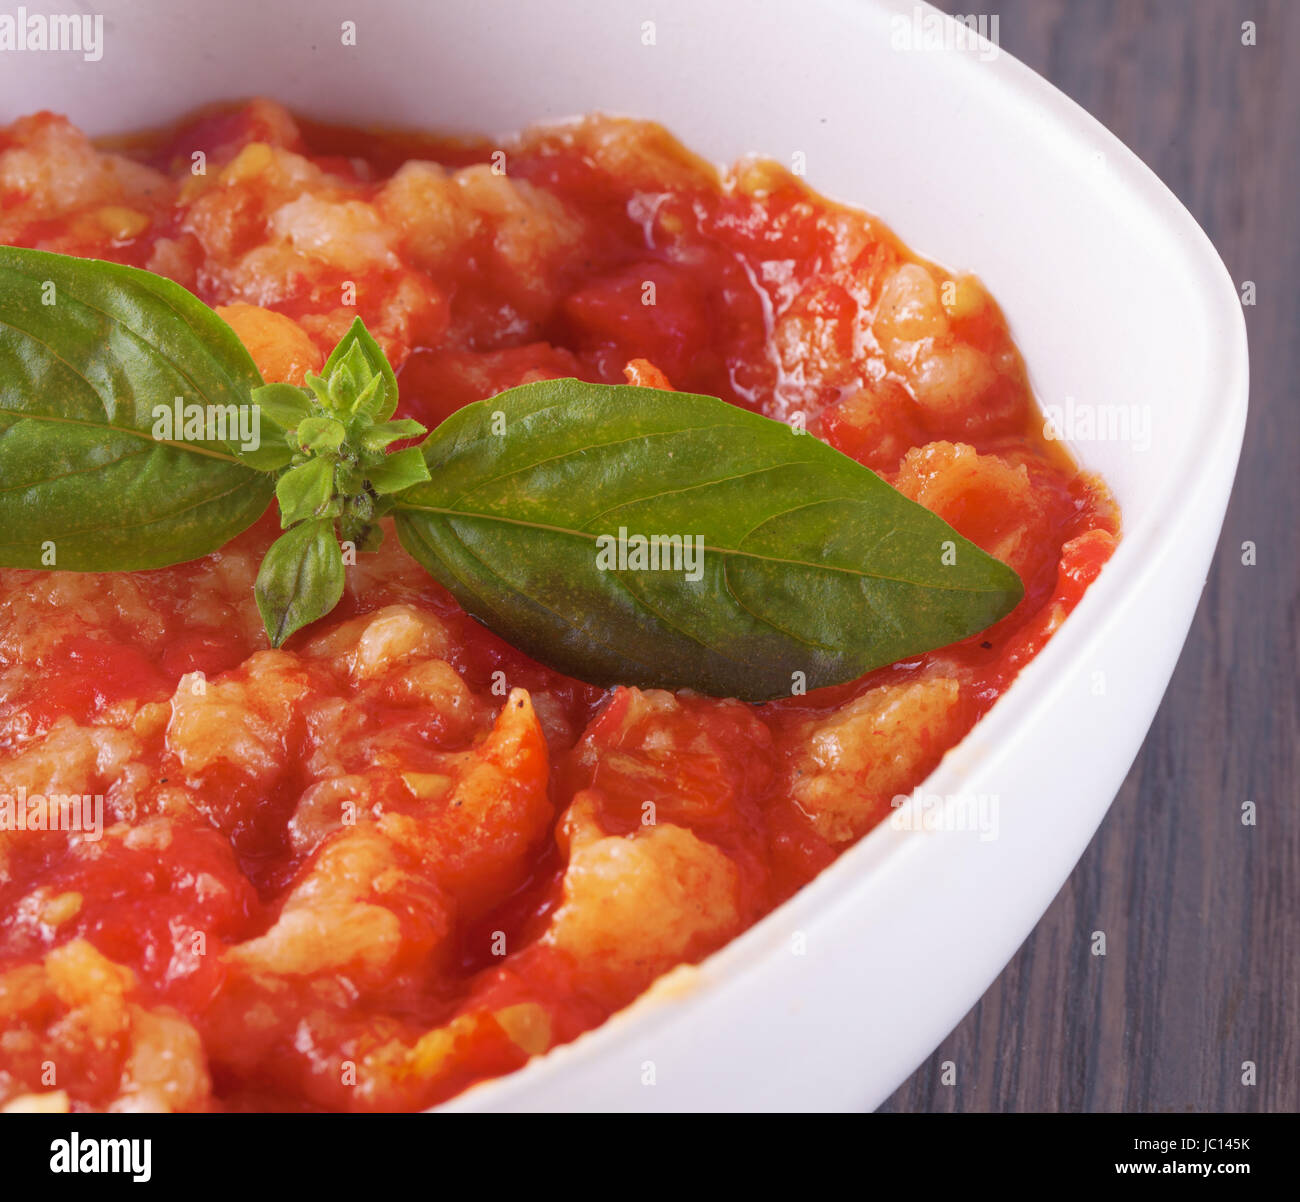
[0,100,1117,1112]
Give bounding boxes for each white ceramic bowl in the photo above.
[2,0,1247,1111]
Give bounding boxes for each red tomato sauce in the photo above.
[0,100,1117,1112]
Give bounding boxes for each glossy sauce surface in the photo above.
[0,101,1117,1111]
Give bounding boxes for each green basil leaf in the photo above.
[233,436,294,473]
[361,418,426,452]
[327,356,362,411]
[296,416,347,453]
[350,372,385,418]
[254,516,346,647]
[319,317,398,421]
[366,445,431,496]
[251,381,314,431]
[275,457,336,526]
[394,379,1023,701]
[0,246,273,570]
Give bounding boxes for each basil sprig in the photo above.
[0,247,1023,700]
[248,319,431,643]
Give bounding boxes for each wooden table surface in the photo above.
[880,0,1298,1113]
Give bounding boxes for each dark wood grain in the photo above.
[880,0,1298,1114]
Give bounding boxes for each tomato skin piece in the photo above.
[622,357,674,390]
[561,262,710,384]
